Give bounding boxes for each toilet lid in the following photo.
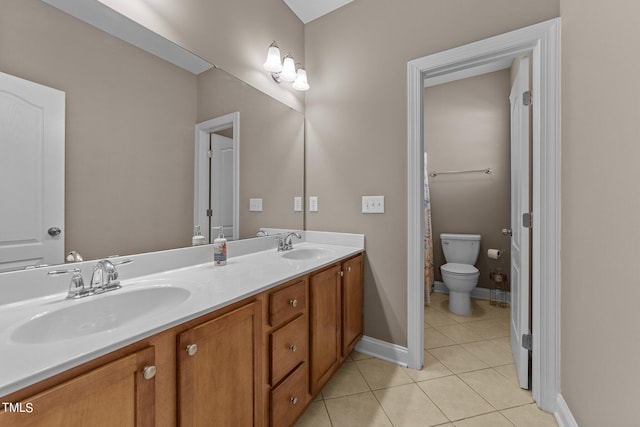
[441,263,479,274]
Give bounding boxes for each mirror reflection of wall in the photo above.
[0,0,304,263]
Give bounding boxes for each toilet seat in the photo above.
[441,263,478,275]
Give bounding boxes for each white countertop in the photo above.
[0,233,364,397]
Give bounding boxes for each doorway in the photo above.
[194,112,240,242]
[407,19,560,412]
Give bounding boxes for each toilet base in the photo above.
[448,291,472,316]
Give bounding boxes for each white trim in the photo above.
[41,0,214,75]
[431,282,494,302]
[407,18,561,412]
[194,112,240,242]
[555,394,580,427]
[354,336,409,367]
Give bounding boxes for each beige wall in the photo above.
[560,0,640,425]
[99,0,305,112]
[197,68,304,238]
[0,0,198,260]
[305,0,559,346]
[425,70,512,289]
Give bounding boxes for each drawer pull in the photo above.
[290,396,298,406]
[289,344,297,353]
[186,344,198,356]
[142,365,157,380]
[289,299,298,308]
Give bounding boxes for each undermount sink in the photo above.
[281,247,335,260]
[11,286,191,344]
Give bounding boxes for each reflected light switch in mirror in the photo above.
[249,198,263,212]
[309,196,318,212]
[294,196,302,212]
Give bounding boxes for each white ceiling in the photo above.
[282,0,353,24]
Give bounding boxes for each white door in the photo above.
[0,72,65,272]
[509,57,531,389]
[210,134,234,241]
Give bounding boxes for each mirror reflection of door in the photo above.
[0,72,65,272]
[209,132,234,242]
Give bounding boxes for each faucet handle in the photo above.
[49,268,89,299]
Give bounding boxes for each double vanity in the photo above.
[0,232,364,426]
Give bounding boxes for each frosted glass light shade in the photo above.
[280,55,297,82]
[263,43,282,73]
[292,68,310,91]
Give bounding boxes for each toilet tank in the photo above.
[440,233,481,265]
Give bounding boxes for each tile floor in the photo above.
[294,293,558,427]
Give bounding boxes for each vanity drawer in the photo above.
[270,364,308,427]
[271,314,307,385]
[269,279,306,326]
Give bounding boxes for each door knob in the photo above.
[502,228,512,236]
[48,227,62,236]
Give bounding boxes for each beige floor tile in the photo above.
[462,341,514,367]
[373,383,449,427]
[294,400,332,427]
[429,292,449,305]
[418,376,494,421]
[493,364,519,386]
[321,360,370,399]
[453,411,514,427]
[355,357,413,390]
[459,369,533,410]
[501,403,559,427]
[429,345,489,374]
[403,350,453,382]
[491,337,512,352]
[324,392,393,427]
[436,324,479,344]
[425,309,460,327]
[350,350,373,361]
[425,328,457,349]
[464,319,510,340]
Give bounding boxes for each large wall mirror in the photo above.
[0,0,304,265]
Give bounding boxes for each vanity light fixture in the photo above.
[263,41,310,91]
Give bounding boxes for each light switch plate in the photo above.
[294,196,302,212]
[249,198,263,212]
[309,196,318,212]
[362,195,384,213]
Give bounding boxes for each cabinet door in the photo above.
[309,264,342,395]
[342,254,364,357]
[178,302,260,427]
[0,347,155,427]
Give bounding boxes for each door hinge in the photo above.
[523,91,532,106]
[522,333,533,351]
[522,212,532,228]
[207,150,213,158]
[206,209,213,217]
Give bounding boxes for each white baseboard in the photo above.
[432,281,493,301]
[354,335,409,368]
[555,394,579,427]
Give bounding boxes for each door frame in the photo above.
[194,112,240,241]
[406,18,560,411]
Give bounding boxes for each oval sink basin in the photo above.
[11,286,191,344]
[281,247,334,260]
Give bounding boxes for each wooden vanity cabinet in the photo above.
[0,346,156,427]
[263,278,309,427]
[177,301,261,427]
[309,254,364,395]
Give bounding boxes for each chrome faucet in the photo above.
[48,258,133,299]
[278,232,301,251]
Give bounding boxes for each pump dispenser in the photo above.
[213,226,227,266]
[192,225,205,246]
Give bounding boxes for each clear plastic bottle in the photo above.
[192,225,206,246]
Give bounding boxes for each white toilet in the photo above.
[440,233,481,316]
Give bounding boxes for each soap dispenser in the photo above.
[213,226,227,266]
[192,225,206,246]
